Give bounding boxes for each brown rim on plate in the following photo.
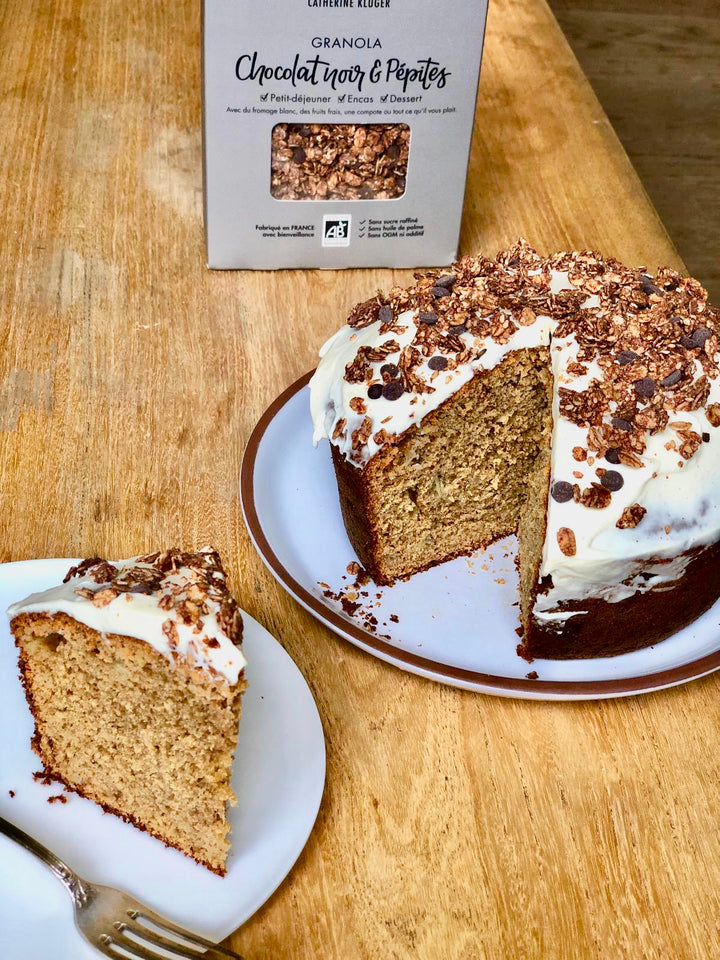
[241,370,720,698]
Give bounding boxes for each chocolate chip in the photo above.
[605,448,621,464]
[380,363,399,378]
[378,304,394,325]
[428,356,448,371]
[616,350,639,365]
[611,417,634,432]
[128,582,155,594]
[292,147,306,164]
[386,143,400,159]
[660,369,682,388]
[431,286,451,299]
[382,380,404,401]
[600,470,624,491]
[703,432,711,443]
[367,383,383,400]
[435,274,456,289]
[551,481,574,503]
[640,275,662,296]
[418,311,438,325]
[507,257,520,268]
[634,377,656,399]
[680,328,712,350]
[448,323,467,335]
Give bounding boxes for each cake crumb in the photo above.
[526,670,539,680]
[319,563,392,638]
[33,770,57,787]
[8,790,15,798]
[47,794,68,804]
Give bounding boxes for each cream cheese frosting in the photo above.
[309,241,720,623]
[7,548,247,684]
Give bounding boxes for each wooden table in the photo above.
[1,0,718,957]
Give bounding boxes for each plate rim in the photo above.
[241,371,720,699]
[0,555,326,943]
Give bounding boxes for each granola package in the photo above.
[203,0,488,269]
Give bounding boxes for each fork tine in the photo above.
[128,909,245,960]
[117,918,244,960]
[97,933,167,960]
[114,921,207,959]
[87,934,129,959]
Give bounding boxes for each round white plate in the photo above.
[241,372,720,700]
[0,558,325,957]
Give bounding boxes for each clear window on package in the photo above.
[270,123,410,201]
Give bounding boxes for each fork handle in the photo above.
[0,815,86,900]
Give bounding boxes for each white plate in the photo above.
[241,372,720,700]
[0,558,325,958]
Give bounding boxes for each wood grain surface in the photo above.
[549,0,720,300]
[1,1,718,958]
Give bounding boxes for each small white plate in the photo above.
[0,558,325,958]
[241,372,720,700]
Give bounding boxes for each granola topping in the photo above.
[8,548,246,683]
[617,504,648,529]
[557,528,577,557]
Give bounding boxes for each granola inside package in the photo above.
[203,0,488,269]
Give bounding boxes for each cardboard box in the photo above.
[203,0,488,269]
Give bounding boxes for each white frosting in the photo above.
[310,266,720,623]
[538,341,720,623]
[311,308,554,465]
[7,557,247,684]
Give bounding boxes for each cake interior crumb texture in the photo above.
[336,348,553,589]
[12,611,245,875]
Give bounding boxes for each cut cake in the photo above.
[8,547,246,875]
[310,240,720,660]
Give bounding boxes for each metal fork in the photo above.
[1,815,246,959]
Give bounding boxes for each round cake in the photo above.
[310,240,720,660]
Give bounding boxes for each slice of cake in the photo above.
[310,240,720,660]
[8,547,246,875]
